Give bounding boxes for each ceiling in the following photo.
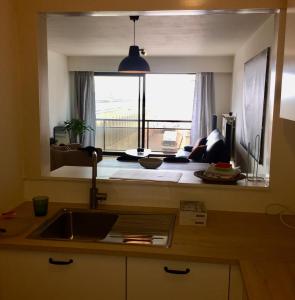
[47,13,271,56]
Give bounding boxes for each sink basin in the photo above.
[29,209,118,242]
[28,208,176,247]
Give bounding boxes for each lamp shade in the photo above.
[118,46,150,73]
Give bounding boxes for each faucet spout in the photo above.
[89,150,107,209]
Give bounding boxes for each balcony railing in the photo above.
[95,118,192,153]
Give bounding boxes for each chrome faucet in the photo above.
[89,151,107,209]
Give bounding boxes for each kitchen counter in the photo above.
[1,201,295,299]
[49,165,269,190]
[240,260,295,300]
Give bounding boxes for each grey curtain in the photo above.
[71,71,96,147]
[190,72,215,145]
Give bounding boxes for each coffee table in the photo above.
[125,148,151,158]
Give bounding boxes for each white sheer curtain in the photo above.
[71,71,96,147]
[190,72,215,145]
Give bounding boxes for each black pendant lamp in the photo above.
[118,16,150,73]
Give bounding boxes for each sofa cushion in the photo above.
[206,129,224,151]
[184,145,194,152]
[170,129,229,163]
[188,137,207,161]
[204,139,227,163]
[194,137,207,148]
[117,154,139,162]
[188,145,206,160]
[202,129,228,163]
[163,156,190,163]
[79,146,102,157]
[175,149,191,158]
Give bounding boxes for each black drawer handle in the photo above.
[164,266,190,275]
[49,258,74,265]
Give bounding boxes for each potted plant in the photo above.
[64,118,93,144]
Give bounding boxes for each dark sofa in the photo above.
[174,129,230,163]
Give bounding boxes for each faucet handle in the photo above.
[96,192,107,202]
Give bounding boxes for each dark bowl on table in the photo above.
[139,158,163,169]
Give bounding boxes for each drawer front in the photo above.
[127,257,229,300]
[0,249,125,300]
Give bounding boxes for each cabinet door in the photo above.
[229,265,248,300]
[0,249,125,300]
[127,257,229,300]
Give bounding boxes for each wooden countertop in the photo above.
[1,202,295,299]
[240,260,295,300]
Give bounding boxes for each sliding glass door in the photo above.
[94,73,195,154]
[94,74,143,151]
[145,74,195,152]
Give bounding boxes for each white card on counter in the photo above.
[110,169,182,183]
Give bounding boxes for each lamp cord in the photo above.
[265,203,295,230]
[133,19,136,45]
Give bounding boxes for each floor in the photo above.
[98,156,208,171]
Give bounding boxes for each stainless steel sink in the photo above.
[28,208,175,247]
[29,209,118,242]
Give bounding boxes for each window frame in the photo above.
[94,72,195,155]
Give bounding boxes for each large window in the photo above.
[94,73,196,153]
[145,74,195,152]
[95,75,141,151]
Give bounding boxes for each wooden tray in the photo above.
[194,170,246,185]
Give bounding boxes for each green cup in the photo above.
[32,196,49,217]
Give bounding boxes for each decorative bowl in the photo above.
[139,158,163,169]
[194,170,246,185]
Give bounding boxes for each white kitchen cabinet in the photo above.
[280,6,295,121]
[127,257,229,300]
[0,249,125,300]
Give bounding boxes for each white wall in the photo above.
[214,73,233,129]
[68,56,233,73]
[48,50,70,136]
[231,16,275,174]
